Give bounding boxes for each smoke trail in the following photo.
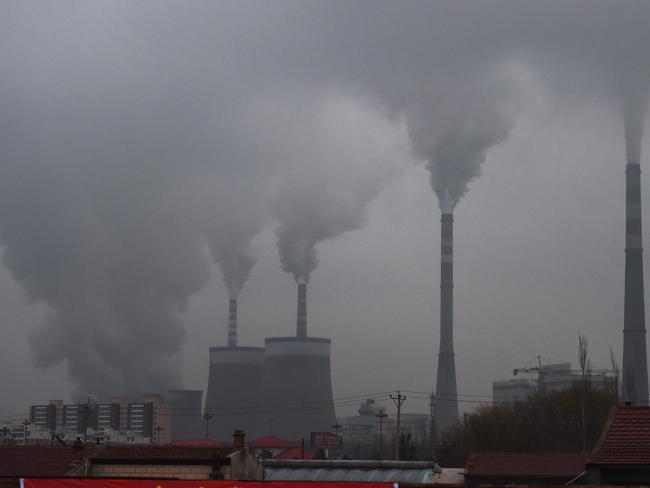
[623,82,649,164]
[204,190,262,299]
[270,95,408,283]
[406,71,525,211]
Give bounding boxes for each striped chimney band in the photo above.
[441,213,453,265]
[626,163,643,250]
[297,283,307,338]
[227,298,237,347]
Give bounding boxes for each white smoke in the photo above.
[623,81,649,164]
[406,69,526,211]
[203,182,263,299]
[268,94,409,283]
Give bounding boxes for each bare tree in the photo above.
[609,345,621,401]
[578,333,592,387]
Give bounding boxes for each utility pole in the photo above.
[203,413,213,439]
[81,397,93,443]
[22,420,30,446]
[390,391,406,461]
[1,427,10,445]
[154,425,164,445]
[375,411,387,459]
[332,422,342,459]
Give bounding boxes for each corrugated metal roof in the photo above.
[266,467,435,483]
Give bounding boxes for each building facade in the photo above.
[27,397,170,445]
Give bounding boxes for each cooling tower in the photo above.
[434,211,459,435]
[622,161,649,405]
[261,336,336,441]
[167,389,203,440]
[204,346,265,440]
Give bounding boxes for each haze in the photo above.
[1,0,649,420]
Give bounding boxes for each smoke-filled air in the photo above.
[1,0,650,407]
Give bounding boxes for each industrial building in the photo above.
[206,283,336,442]
[492,362,617,403]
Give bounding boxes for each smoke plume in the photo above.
[270,95,408,283]
[623,82,649,164]
[2,0,650,402]
[405,72,525,211]
[203,183,263,299]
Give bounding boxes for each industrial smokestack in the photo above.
[434,210,459,435]
[297,281,307,338]
[622,161,649,405]
[228,298,238,347]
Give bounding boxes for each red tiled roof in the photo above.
[589,406,650,465]
[248,436,298,448]
[0,446,81,478]
[168,439,225,447]
[273,448,316,460]
[465,452,589,479]
[90,445,236,462]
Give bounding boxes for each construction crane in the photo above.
[513,355,546,376]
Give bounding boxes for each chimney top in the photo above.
[233,429,245,448]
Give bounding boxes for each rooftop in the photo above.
[90,445,237,464]
[589,406,650,465]
[465,452,589,480]
[0,446,83,478]
[248,436,298,448]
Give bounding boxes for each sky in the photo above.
[0,0,649,422]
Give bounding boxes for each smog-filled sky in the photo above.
[1,1,650,419]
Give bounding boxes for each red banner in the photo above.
[22,479,395,488]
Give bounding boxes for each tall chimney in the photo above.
[297,282,307,337]
[623,161,649,405]
[228,298,238,347]
[435,212,459,435]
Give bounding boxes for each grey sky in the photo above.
[0,1,649,420]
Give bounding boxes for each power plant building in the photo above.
[204,345,265,440]
[260,336,336,441]
[206,283,336,442]
[493,362,617,403]
[167,389,203,441]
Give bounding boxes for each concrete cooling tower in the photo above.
[204,345,265,440]
[261,336,336,441]
[167,389,203,440]
[260,282,336,441]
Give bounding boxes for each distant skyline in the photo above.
[1,1,649,421]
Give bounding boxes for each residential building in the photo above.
[586,405,650,484]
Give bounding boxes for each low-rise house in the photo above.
[464,452,589,485]
[85,445,262,480]
[0,445,86,480]
[247,436,299,459]
[586,405,650,484]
